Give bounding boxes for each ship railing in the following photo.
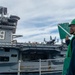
[18,58,64,75]
[0,42,17,47]
[0,42,63,50]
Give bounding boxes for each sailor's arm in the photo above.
[65,35,70,46]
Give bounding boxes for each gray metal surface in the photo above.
[0,6,67,75]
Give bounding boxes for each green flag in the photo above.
[58,23,71,39]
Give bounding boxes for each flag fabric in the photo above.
[58,23,71,39]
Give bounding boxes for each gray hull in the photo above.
[0,72,62,75]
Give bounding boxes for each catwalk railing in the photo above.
[18,58,64,75]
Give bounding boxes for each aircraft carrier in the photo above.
[0,6,67,75]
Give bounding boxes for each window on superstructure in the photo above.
[4,48,10,52]
[0,56,9,62]
[11,54,17,57]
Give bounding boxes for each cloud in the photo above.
[0,0,75,43]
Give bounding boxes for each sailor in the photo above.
[62,19,75,75]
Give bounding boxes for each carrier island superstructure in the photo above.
[0,6,67,75]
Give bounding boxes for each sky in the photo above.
[0,0,75,43]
